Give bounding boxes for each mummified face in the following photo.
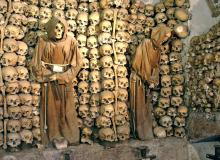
[54,22,64,40]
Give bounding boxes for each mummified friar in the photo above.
[29,16,83,149]
[130,25,171,140]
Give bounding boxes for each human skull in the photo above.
[177,106,188,118]
[155,13,167,24]
[2,66,18,82]
[167,19,177,29]
[158,98,170,108]
[32,128,41,141]
[83,117,94,128]
[39,7,52,19]
[160,54,169,65]
[31,83,41,95]
[24,5,39,18]
[173,85,183,96]
[79,93,90,105]
[100,91,114,104]
[166,7,175,19]
[8,106,22,120]
[90,59,100,70]
[7,94,20,107]
[100,56,113,68]
[117,54,127,66]
[21,105,33,118]
[3,39,18,53]
[160,65,170,75]
[0,0,7,14]
[99,20,112,33]
[171,63,183,74]
[5,25,20,40]
[52,0,65,10]
[78,70,89,81]
[167,107,177,117]
[159,115,172,127]
[78,81,89,94]
[89,2,100,12]
[169,52,181,63]
[65,9,78,20]
[98,32,112,45]
[77,34,87,47]
[154,107,166,118]
[117,8,129,21]
[96,116,111,128]
[174,117,185,127]
[145,17,155,28]
[87,36,98,49]
[40,0,52,7]
[98,127,115,142]
[203,53,214,66]
[89,48,100,59]
[161,75,171,87]
[77,12,89,26]
[90,106,99,119]
[88,71,100,82]
[67,20,77,32]
[116,31,131,43]
[87,25,97,36]
[1,52,18,67]
[153,126,166,138]
[19,81,31,94]
[118,88,128,102]
[90,82,101,93]
[21,118,32,130]
[175,0,186,7]
[127,23,136,35]
[171,96,183,107]
[174,24,189,39]
[78,104,89,118]
[7,119,21,133]
[66,0,77,9]
[7,133,21,148]
[174,127,185,138]
[101,68,114,79]
[117,101,128,115]
[160,87,172,98]
[117,125,130,141]
[155,2,166,13]
[115,42,128,54]
[116,20,127,32]
[101,78,114,91]
[78,3,89,13]
[172,74,184,85]
[90,93,100,107]
[118,77,129,89]
[145,4,154,17]
[129,3,138,14]
[117,66,128,78]
[17,55,26,66]
[99,44,113,56]
[89,12,100,25]
[165,127,174,137]
[5,82,19,95]
[171,39,183,52]
[137,13,146,25]
[101,8,114,21]
[82,58,89,69]
[16,66,29,80]
[20,129,33,144]
[100,104,114,118]
[9,14,23,26]
[128,14,137,24]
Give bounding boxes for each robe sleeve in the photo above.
[57,39,83,84]
[29,37,53,82]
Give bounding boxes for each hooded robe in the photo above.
[29,17,83,145]
[130,25,171,140]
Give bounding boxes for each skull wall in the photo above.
[186,22,220,113]
[0,0,192,150]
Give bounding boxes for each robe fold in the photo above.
[29,17,83,145]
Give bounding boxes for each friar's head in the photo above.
[44,16,68,41]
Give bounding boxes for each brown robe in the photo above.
[130,26,171,140]
[29,17,83,145]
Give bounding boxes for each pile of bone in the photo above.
[0,0,41,148]
[186,22,220,113]
[0,0,41,150]
[147,0,191,139]
[77,0,131,143]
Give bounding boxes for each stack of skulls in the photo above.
[0,0,41,150]
[77,0,99,145]
[146,0,191,139]
[186,22,220,113]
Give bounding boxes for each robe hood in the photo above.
[44,16,68,42]
[151,25,172,45]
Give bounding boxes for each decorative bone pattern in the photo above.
[186,22,220,113]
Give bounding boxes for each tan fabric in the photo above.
[130,26,171,140]
[29,17,83,145]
